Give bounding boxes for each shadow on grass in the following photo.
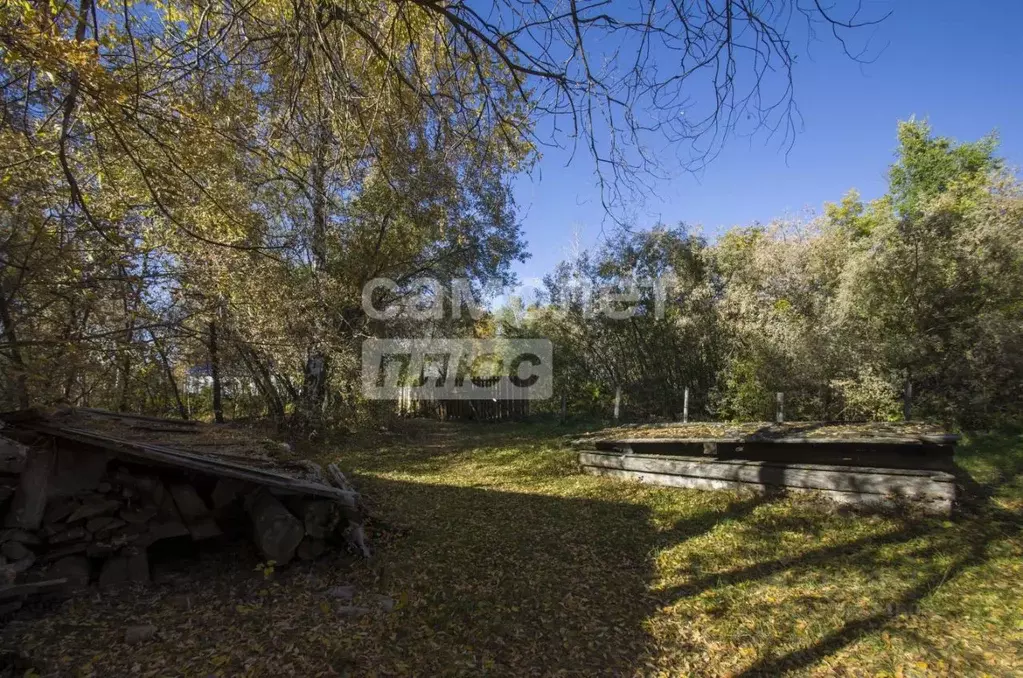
[353,474,775,674]
[730,509,1019,676]
[696,461,1021,676]
[346,425,1022,675]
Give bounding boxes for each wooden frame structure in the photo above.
[573,423,958,513]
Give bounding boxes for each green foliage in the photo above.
[504,121,1023,426]
[0,0,530,424]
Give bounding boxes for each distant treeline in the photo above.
[503,121,1023,427]
[4,120,1021,429]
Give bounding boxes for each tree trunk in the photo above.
[149,330,188,420]
[0,284,29,409]
[298,353,329,429]
[237,343,285,419]
[209,321,224,423]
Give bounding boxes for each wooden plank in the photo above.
[5,446,55,529]
[0,578,68,601]
[578,439,956,472]
[27,424,357,506]
[574,435,933,447]
[579,451,955,500]
[74,408,200,426]
[579,451,953,479]
[580,466,953,514]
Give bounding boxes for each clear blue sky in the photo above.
[510,0,1023,295]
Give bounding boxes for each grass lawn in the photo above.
[330,420,1022,676]
[3,420,1021,676]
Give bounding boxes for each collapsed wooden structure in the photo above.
[573,422,958,513]
[0,408,367,609]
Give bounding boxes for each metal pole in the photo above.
[776,392,784,424]
[614,386,621,421]
[683,387,689,423]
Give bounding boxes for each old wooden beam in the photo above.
[579,451,954,499]
[25,424,357,506]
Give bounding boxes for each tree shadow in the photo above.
[352,475,774,674]
[653,457,1022,676]
[732,508,1019,676]
[346,429,1021,674]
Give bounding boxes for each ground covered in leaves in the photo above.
[572,420,952,443]
[2,420,1022,676]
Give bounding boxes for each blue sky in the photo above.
[509,0,1023,295]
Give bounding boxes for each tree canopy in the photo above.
[508,121,1023,426]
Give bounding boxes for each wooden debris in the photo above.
[0,407,368,600]
[5,447,54,529]
[247,489,305,564]
[0,578,68,601]
[0,436,27,474]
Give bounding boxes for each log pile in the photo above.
[0,408,367,607]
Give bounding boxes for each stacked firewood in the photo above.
[0,427,364,604]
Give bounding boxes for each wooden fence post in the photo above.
[776,392,784,424]
[560,393,567,423]
[683,387,689,424]
[614,386,621,421]
[903,379,913,421]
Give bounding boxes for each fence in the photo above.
[394,382,531,422]
[395,381,917,425]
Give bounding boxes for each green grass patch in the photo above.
[326,420,1022,676]
[6,420,1018,675]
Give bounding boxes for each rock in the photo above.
[302,501,339,539]
[367,593,395,612]
[125,548,150,584]
[48,527,87,544]
[1,541,31,561]
[5,447,54,529]
[325,585,356,601]
[99,557,129,589]
[0,529,40,545]
[49,556,90,590]
[0,436,27,474]
[66,498,121,523]
[124,624,157,645]
[297,538,325,561]
[246,489,304,564]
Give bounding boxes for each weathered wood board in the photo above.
[579,450,955,514]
